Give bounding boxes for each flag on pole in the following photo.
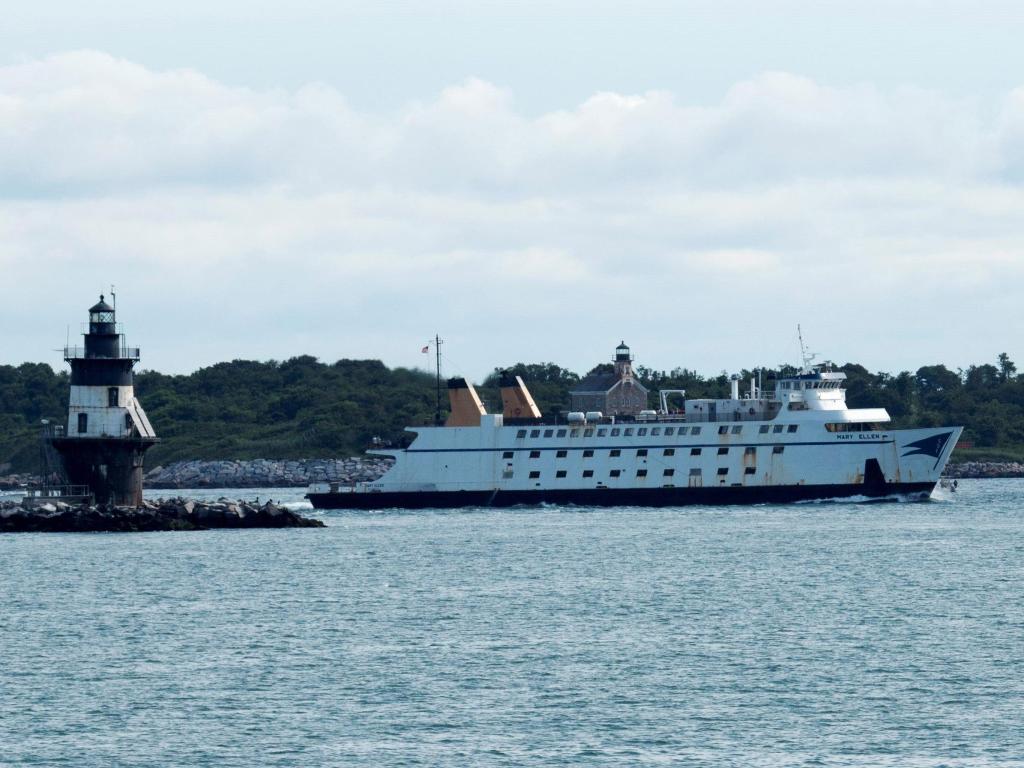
[421,345,430,353]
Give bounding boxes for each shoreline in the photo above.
[144,457,393,489]
[941,461,1024,479]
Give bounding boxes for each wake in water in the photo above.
[795,490,936,505]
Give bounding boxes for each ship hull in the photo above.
[307,480,937,510]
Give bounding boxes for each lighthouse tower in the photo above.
[51,295,158,506]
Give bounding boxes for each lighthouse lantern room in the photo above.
[51,295,158,506]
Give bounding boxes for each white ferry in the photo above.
[307,348,961,510]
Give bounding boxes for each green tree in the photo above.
[998,352,1017,382]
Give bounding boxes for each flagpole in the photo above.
[434,334,443,426]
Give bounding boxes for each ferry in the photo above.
[306,346,961,510]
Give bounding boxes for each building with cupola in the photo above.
[569,342,649,417]
[50,296,158,506]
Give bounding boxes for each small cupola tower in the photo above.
[614,341,634,378]
[50,295,158,506]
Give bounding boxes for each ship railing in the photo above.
[63,346,141,360]
[684,408,783,424]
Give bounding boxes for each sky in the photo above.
[2,0,1024,381]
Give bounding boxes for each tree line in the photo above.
[1,353,1021,473]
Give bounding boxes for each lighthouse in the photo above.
[50,295,158,506]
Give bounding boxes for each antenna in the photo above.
[111,284,116,313]
[797,324,818,370]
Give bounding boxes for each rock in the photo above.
[944,461,1024,479]
[0,497,323,533]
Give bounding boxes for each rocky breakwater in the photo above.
[0,473,39,491]
[145,457,393,489]
[1,498,324,533]
[945,461,1024,479]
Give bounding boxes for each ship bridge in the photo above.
[775,369,848,411]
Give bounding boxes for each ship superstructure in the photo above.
[307,352,961,510]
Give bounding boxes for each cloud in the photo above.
[0,52,1008,197]
[1,51,1023,378]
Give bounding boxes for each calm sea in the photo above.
[1,480,1022,767]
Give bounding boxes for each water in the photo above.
[2,480,1022,767]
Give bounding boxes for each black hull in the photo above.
[307,481,937,510]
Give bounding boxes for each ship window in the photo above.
[77,413,88,434]
[529,471,540,479]
[611,428,621,436]
[571,429,581,438]
[651,428,661,436]
[663,468,675,477]
[826,422,884,433]
[718,425,728,435]
[636,469,647,478]
[744,447,756,457]
[773,425,784,434]
[623,428,634,436]
[543,429,554,438]
[689,468,701,476]
[502,451,514,459]
[583,470,594,478]
[584,429,594,437]
[516,430,527,439]
[663,448,675,456]
[530,429,541,438]
[610,469,621,478]
[583,450,594,458]
[788,425,798,433]
[744,467,756,475]
[636,449,648,457]
[638,428,647,436]
[609,449,621,458]
[717,467,728,476]
[731,425,742,435]
[664,427,674,436]
[125,413,132,432]
[556,470,567,478]
[759,425,769,434]
[529,450,541,459]
[691,427,701,435]
[690,448,701,456]
[556,429,567,437]
[773,446,784,454]
[717,447,729,456]
[108,387,118,407]
[556,450,567,458]
[597,429,607,437]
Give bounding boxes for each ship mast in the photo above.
[797,324,817,371]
